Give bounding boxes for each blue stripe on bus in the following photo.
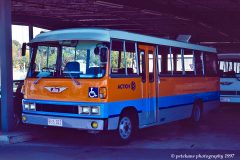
[159,103,193,110]
[158,99,215,110]
[158,91,219,109]
[23,91,219,118]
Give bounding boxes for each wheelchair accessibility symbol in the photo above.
[88,87,98,98]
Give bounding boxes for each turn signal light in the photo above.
[99,87,107,99]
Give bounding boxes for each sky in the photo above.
[12,25,49,44]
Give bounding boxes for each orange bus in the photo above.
[21,28,219,143]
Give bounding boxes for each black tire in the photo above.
[191,102,203,124]
[112,112,137,145]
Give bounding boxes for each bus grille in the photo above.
[220,91,240,95]
[36,104,78,114]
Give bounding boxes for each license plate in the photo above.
[48,118,63,127]
[220,97,230,102]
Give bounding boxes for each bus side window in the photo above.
[139,50,146,82]
[183,49,194,75]
[172,47,183,75]
[194,52,203,76]
[110,40,125,75]
[236,62,239,73]
[168,47,173,75]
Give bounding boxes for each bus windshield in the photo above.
[27,41,108,79]
[219,60,240,77]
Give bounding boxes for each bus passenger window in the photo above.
[172,48,183,74]
[168,48,173,74]
[110,40,125,75]
[228,61,233,71]
[183,49,194,75]
[234,62,240,73]
[219,61,225,73]
[171,47,190,75]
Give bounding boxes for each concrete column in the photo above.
[29,25,33,41]
[28,25,33,59]
[0,0,14,132]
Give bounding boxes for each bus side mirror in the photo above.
[22,43,26,56]
[100,47,108,63]
[94,47,100,55]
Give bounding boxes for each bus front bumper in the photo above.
[22,113,105,131]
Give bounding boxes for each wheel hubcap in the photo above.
[119,117,132,140]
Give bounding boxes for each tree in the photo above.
[12,40,30,71]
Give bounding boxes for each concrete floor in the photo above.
[0,104,240,160]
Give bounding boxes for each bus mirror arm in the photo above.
[22,43,27,56]
[100,47,108,63]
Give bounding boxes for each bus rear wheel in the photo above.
[191,102,203,124]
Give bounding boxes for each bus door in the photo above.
[139,45,157,125]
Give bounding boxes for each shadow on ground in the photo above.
[20,104,240,150]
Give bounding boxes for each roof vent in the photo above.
[176,35,191,43]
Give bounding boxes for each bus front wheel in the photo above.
[114,112,137,144]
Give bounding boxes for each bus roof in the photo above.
[218,53,240,61]
[30,28,217,53]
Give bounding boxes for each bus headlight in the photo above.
[23,103,30,110]
[91,107,100,115]
[23,103,36,111]
[82,106,91,114]
[29,103,36,111]
[78,106,100,115]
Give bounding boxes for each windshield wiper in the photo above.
[63,70,80,86]
[33,77,43,85]
[69,73,80,86]
[34,72,80,86]
[33,69,52,85]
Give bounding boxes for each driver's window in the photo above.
[110,40,125,74]
[35,46,57,73]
